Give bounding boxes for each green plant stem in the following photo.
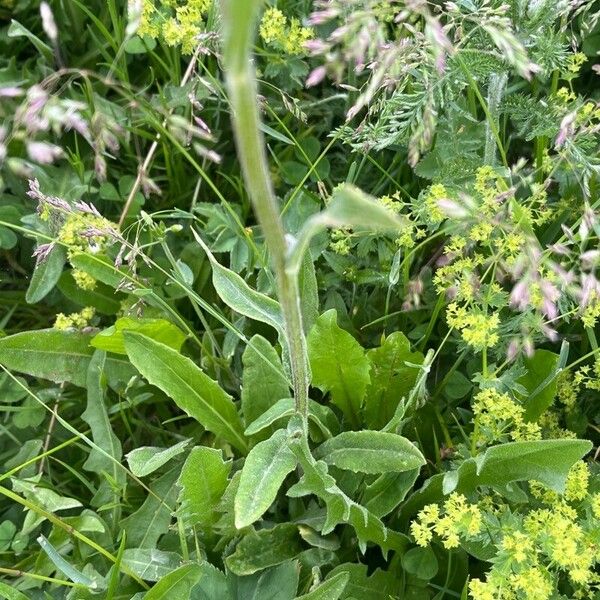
[220,0,310,422]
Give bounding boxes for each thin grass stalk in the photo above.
[219,0,310,422]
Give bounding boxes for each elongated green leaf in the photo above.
[298,249,319,334]
[296,572,349,600]
[37,534,98,588]
[307,310,370,429]
[177,447,231,528]
[241,335,290,429]
[362,470,420,518]
[314,431,425,474]
[226,523,303,575]
[145,564,203,600]
[0,581,31,599]
[121,548,181,582]
[443,439,592,494]
[364,333,423,430]
[92,318,186,355]
[82,351,124,488]
[69,252,129,289]
[8,20,53,60]
[193,230,284,334]
[123,332,247,453]
[0,330,134,389]
[126,440,190,477]
[235,429,297,528]
[26,245,66,304]
[244,398,295,436]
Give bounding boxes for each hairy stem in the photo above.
[220,0,310,421]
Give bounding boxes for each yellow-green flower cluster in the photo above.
[472,388,541,445]
[447,303,500,350]
[54,307,95,331]
[582,295,600,328]
[411,493,482,550]
[329,228,351,255]
[259,7,313,55]
[565,52,587,75]
[423,183,447,224]
[135,0,212,54]
[72,268,97,291]
[58,213,113,257]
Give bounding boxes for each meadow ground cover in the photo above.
[0,0,600,598]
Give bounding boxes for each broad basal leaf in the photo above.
[145,564,203,600]
[235,429,297,529]
[177,447,231,528]
[0,330,133,389]
[443,439,592,495]
[295,571,350,600]
[92,317,186,355]
[314,431,425,474]
[307,310,370,429]
[364,332,423,430]
[226,523,303,575]
[123,332,247,453]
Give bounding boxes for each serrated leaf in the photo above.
[92,318,186,355]
[123,332,247,453]
[226,523,303,575]
[364,333,423,430]
[126,440,190,477]
[295,571,349,600]
[26,245,66,304]
[307,310,370,429]
[145,564,203,600]
[176,447,231,528]
[314,431,425,474]
[190,563,229,600]
[235,429,297,528]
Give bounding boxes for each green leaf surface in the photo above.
[82,351,124,487]
[92,318,186,355]
[324,564,401,600]
[145,564,203,600]
[364,333,423,430]
[0,581,31,600]
[124,332,247,453]
[121,548,181,582]
[235,429,297,528]
[26,245,66,304]
[193,231,284,334]
[176,447,231,528]
[516,349,560,421]
[228,561,300,600]
[226,523,303,575]
[57,271,122,315]
[444,439,592,494]
[362,469,420,517]
[0,329,134,389]
[314,431,425,474]
[126,440,190,477]
[307,310,370,429]
[241,335,290,430]
[295,571,350,600]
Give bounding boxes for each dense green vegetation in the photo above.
[0,0,600,597]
